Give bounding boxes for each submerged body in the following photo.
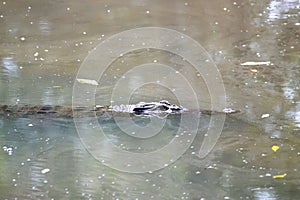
[0,100,239,118]
[0,100,186,118]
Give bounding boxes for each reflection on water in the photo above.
[267,0,299,22]
[2,57,19,78]
[252,187,277,200]
[0,0,300,199]
[1,113,294,200]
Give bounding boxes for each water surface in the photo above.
[0,0,299,199]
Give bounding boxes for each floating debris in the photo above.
[261,113,270,119]
[52,85,62,88]
[2,146,13,155]
[272,145,279,152]
[250,69,258,73]
[19,36,26,41]
[273,173,286,179]
[240,61,271,66]
[41,168,50,174]
[223,108,239,114]
[76,78,99,86]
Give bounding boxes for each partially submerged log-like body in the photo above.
[0,100,186,118]
[0,100,239,118]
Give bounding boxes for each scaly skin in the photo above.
[0,100,239,118]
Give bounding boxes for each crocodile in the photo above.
[0,100,239,118]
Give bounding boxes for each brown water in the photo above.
[0,0,299,199]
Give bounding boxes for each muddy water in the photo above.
[0,0,300,199]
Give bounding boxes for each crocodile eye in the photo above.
[160,105,169,111]
[159,100,171,106]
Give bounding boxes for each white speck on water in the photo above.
[28,123,33,127]
[41,168,50,174]
[261,113,270,119]
[196,171,201,174]
[19,36,26,41]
